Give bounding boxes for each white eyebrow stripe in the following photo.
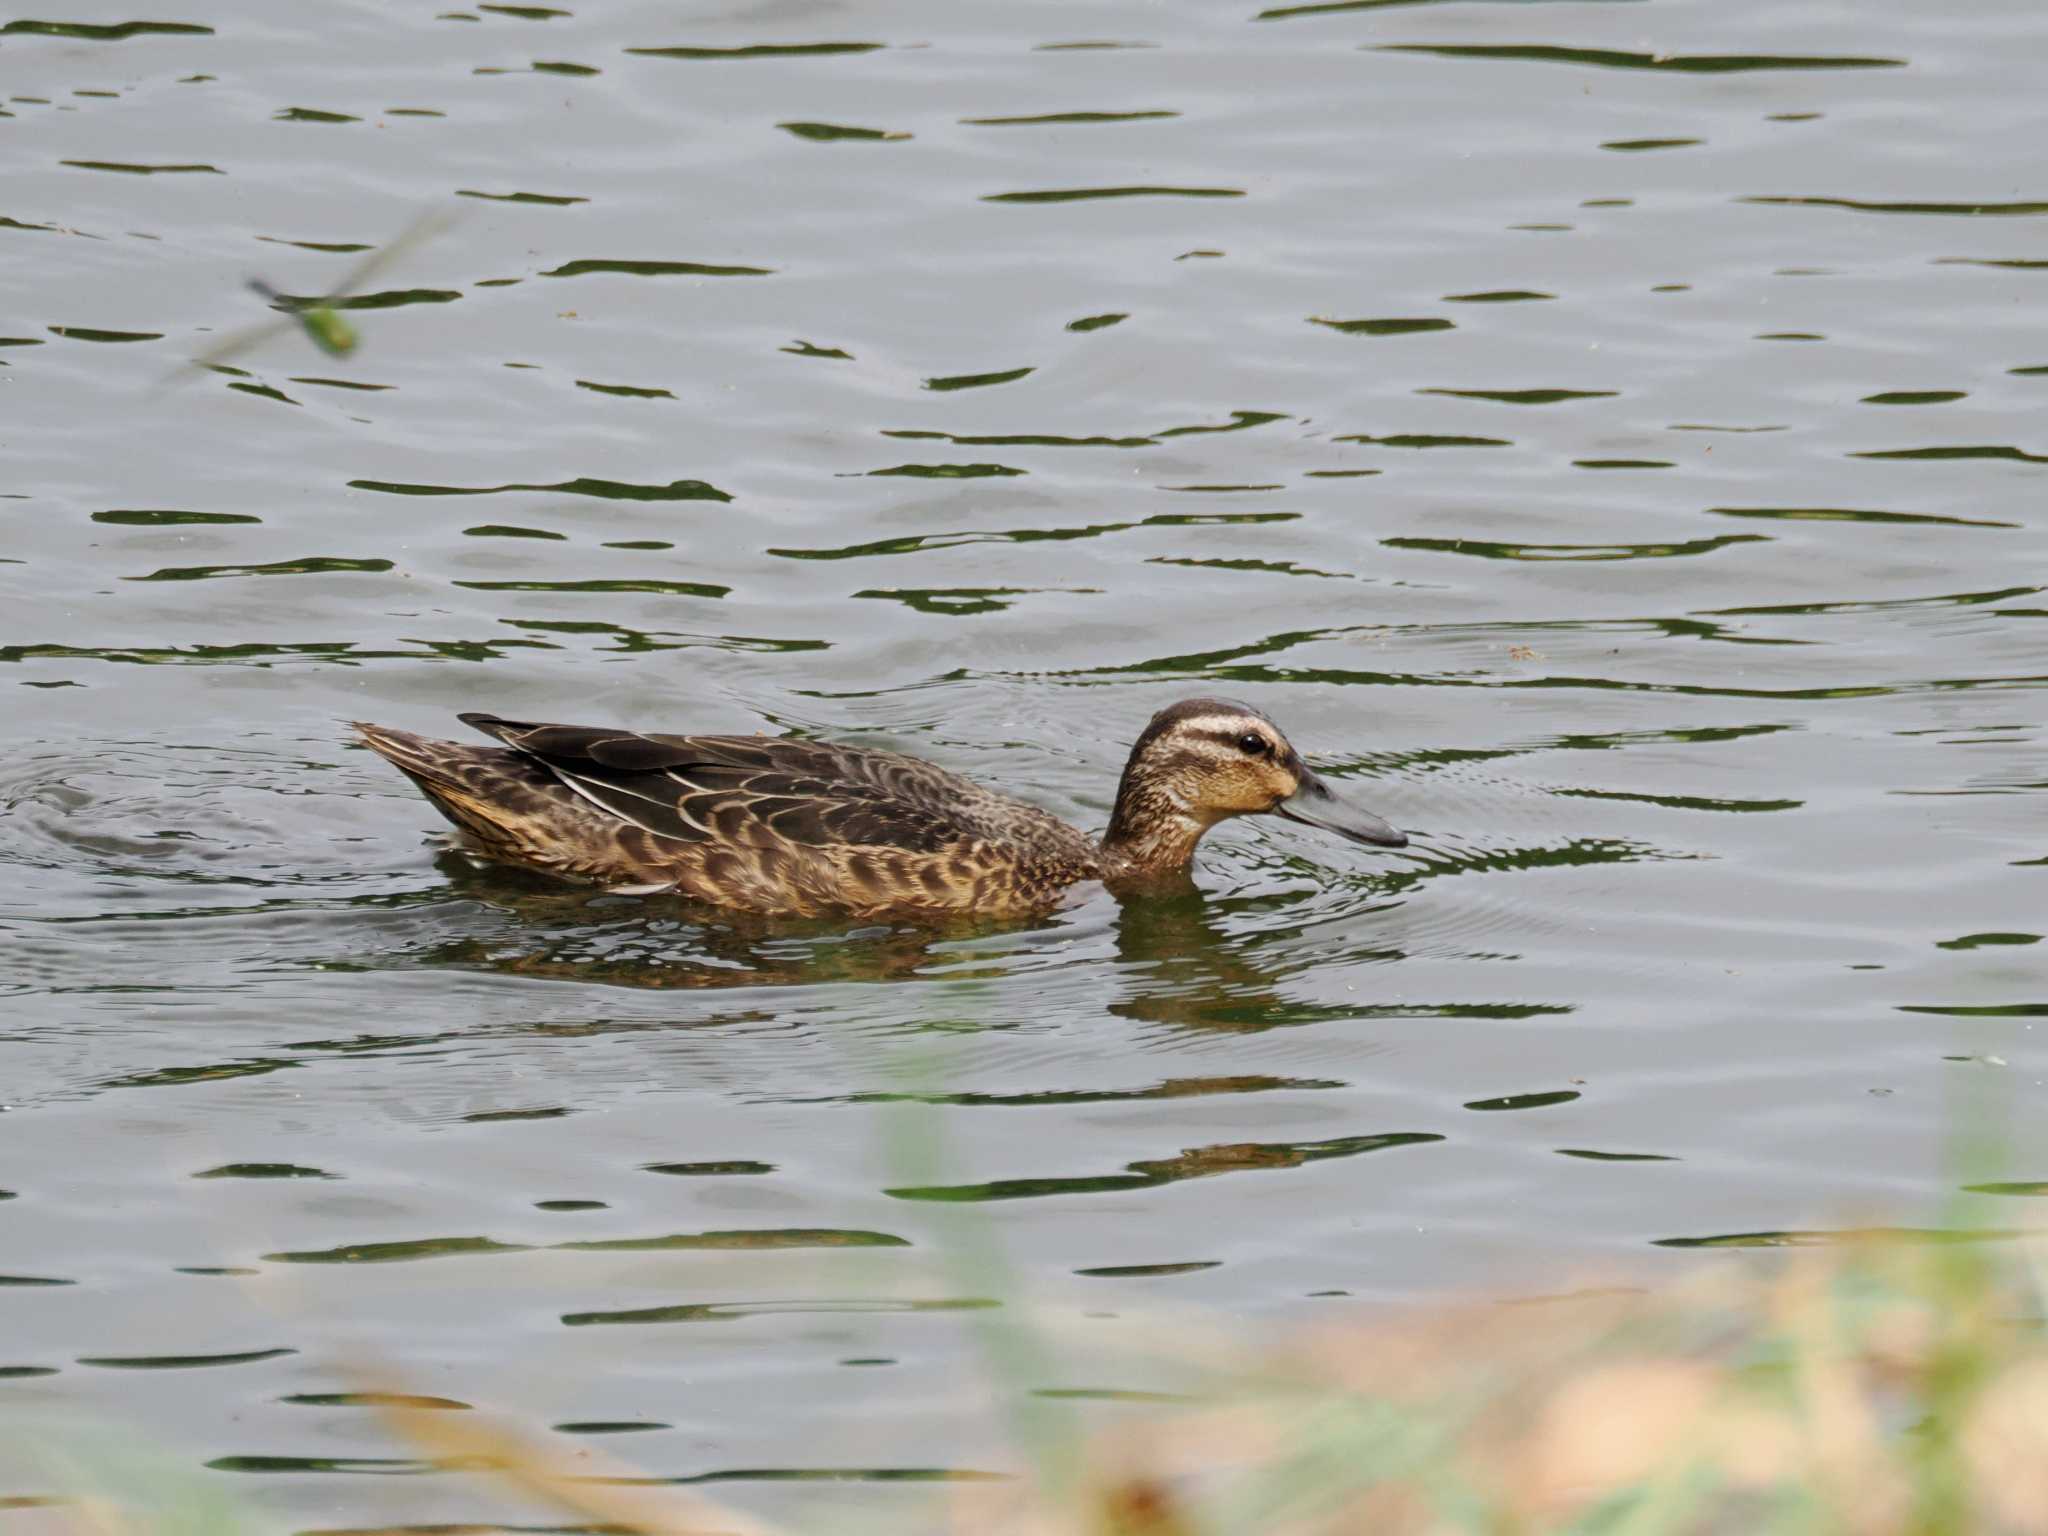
[1174,713,1257,738]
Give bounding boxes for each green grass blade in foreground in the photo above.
[6,1427,260,1536]
[878,1059,1082,1503]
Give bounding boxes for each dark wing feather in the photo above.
[458,713,1019,854]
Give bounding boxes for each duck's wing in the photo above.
[458,713,1022,853]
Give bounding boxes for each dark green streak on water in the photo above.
[1897,1003,2048,1019]
[541,259,772,278]
[1712,506,2017,529]
[642,1159,776,1175]
[555,1419,669,1433]
[1384,535,1767,561]
[553,1229,907,1252]
[464,524,566,540]
[4,19,212,37]
[983,186,1244,204]
[857,588,1073,615]
[61,160,221,174]
[1656,1227,2020,1249]
[563,1297,998,1327]
[206,1455,453,1475]
[281,1392,472,1409]
[127,557,394,582]
[779,122,907,142]
[1853,445,2048,464]
[262,1237,531,1263]
[885,429,1153,447]
[1380,45,1902,73]
[1260,0,1639,16]
[248,287,458,312]
[2,638,556,668]
[193,1163,336,1180]
[48,326,162,343]
[457,189,588,205]
[626,43,885,60]
[94,509,261,526]
[1341,434,1509,448]
[771,514,1224,561]
[78,1348,296,1369]
[964,110,1178,126]
[802,1075,1342,1108]
[97,1058,300,1089]
[1311,316,1453,336]
[924,366,1034,391]
[866,463,1026,479]
[226,382,298,406]
[453,579,731,597]
[1464,1091,1579,1112]
[1419,388,1616,405]
[349,476,731,501]
[1555,788,1803,813]
[576,380,675,399]
[1747,196,2048,217]
[1157,410,1288,437]
[886,1132,1442,1202]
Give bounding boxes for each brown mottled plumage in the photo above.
[353,698,1407,919]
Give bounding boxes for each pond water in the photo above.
[3,0,2044,1529]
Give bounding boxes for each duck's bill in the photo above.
[1275,771,1408,849]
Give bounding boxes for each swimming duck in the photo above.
[354,698,1407,919]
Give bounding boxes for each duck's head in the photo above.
[1102,696,1407,878]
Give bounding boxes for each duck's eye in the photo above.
[1237,732,1269,756]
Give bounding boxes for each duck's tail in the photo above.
[351,720,556,858]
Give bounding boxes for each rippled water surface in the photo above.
[4,0,2045,1527]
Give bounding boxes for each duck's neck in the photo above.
[1099,768,1211,880]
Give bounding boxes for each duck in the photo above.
[353,697,1407,920]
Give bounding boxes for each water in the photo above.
[3,0,2044,1528]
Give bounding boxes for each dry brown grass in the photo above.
[351,1237,2048,1536]
[18,1237,2048,1536]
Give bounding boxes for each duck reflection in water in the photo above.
[1106,879,1405,1034]
[405,863,1399,1046]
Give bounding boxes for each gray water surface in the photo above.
[3,0,2044,1529]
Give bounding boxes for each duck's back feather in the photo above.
[359,714,1103,917]
[459,713,1074,850]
